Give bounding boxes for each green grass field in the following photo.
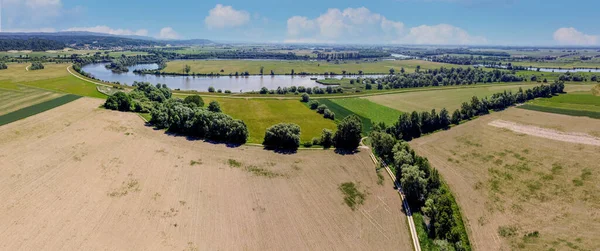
[201,97,337,143]
[365,83,540,112]
[316,99,373,134]
[0,94,81,126]
[519,92,600,119]
[329,98,402,126]
[163,59,455,75]
[0,63,105,98]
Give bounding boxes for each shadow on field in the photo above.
[262,147,298,155]
[148,124,245,148]
[334,148,360,155]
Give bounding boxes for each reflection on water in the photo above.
[82,63,385,92]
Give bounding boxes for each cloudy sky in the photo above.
[1,0,599,46]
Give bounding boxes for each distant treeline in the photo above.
[0,38,65,51]
[369,67,523,89]
[316,51,391,60]
[0,33,160,50]
[398,48,510,58]
[139,49,311,60]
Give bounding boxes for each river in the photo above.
[81,63,384,92]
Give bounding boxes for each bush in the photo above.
[303,141,313,147]
[263,123,301,150]
[104,91,132,111]
[30,62,45,70]
[208,86,215,93]
[317,104,328,114]
[208,101,222,113]
[320,129,334,148]
[323,109,335,120]
[308,100,320,109]
[301,93,310,102]
[224,90,232,94]
[311,137,321,146]
[0,62,7,70]
[333,115,362,150]
[184,95,204,107]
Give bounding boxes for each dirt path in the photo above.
[489,119,600,146]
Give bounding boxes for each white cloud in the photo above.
[64,26,148,36]
[158,27,180,39]
[553,27,598,46]
[204,4,250,29]
[287,16,317,37]
[285,7,483,44]
[400,24,486,45]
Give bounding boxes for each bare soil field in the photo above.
[410,108,600,251]
[0,98,412,250]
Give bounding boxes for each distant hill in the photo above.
[0,32,214,51]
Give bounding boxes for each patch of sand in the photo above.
[489,119,600,146]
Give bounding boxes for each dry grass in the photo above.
[410,108,600,251]
[0,98,412,250]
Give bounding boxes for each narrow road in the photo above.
[362,138,421,251]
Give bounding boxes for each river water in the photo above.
[81,63,384,92]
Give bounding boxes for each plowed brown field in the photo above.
[0,98,411,250]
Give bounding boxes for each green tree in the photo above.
[104,91,132,111]
[317,104,328,114]
[260,66,264,75]
[183,95,204,107]
[208,101,222,113]
[263,123,301,150]
[333,115,363,150]
[301,93,310,102]
[308,100,320,110]
[400,164,428,203]
[451,109,461,125]
[370,131,396,161]
[323,109,335,120]
[184,64,191,74]
[320,129,334,148]
[439,108,450,129]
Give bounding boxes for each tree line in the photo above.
[389,82,565,141]
[316,51,390,60]
[370,132,471,250]
[103,82,248,145]
[105,55,167,73]
[370,67,524,89]
[139,49,311,61]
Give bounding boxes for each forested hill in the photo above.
[0,32,213,51]
[0,38,66,51]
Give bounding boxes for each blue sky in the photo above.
[2,0,599,46]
